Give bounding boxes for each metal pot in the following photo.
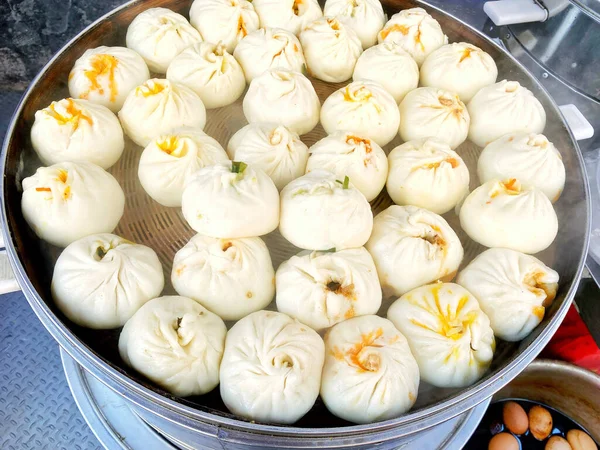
[493,359,600,441]
[0,0,590,448]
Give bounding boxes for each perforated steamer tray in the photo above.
[0,0,590,442]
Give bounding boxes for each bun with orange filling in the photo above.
[378,7,447,66]
[320,315,419,423]
[189,0,259,53]
[276,247,382,331]
[138,128,228,207]
[300,16,363,83]
[68,46,150,112]
[399,87,470,149]
[31,98,124,169]
[306,131,387,201]
[21,162,125,247]
[119,79,206,147]
[387,282,495,388]
[387,137,469,214]
[321,80,400,147]
[126,8,202,73]
[457,248,559,341]
[459,178,558,254]
[366,205,463,297]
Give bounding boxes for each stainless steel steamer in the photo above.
[0,0,591,448]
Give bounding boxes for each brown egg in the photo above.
[529,405,553,440]
[567,430,598,450]
[546,436,573,450]
[489,432,519,450]
[503,401,529,434]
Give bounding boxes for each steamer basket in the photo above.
[0,0,590,448]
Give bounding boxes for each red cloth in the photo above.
[541,305,600,373]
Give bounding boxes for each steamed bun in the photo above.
[388,282,495,388]
[21,162,125,247]
[420,42,498,102]
[306,131,388,201]
[227,123,309,190]
[300,16,363,83]
[234,28,306,82]
[189,0,260,53]
[378,8,447,65]
[323,0,386,49]
[366,205,463,297]
[321,315,419,424]
[172,234,274,321]
[126,8,202,73]
[68,46,150,112]
[31,98,124,169]
[459,178,558,254]
[276,247,381,331]
[399,87,470,149]
[353,42,419,103]
[279,170,373,251]
[386,138,470,214]
[166,42,246,109]
[457,248,559,341]
[220,310,325,424]
[52,234,164,329]
[251,0,323,36]
[477,132,565,202]
[243,69,320,135]
[119,296,226,397]
[467,80,546,147]
[321,80,400,147]
[138,128,229,207]
[182,161,279,238]
[119,79,206,147]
